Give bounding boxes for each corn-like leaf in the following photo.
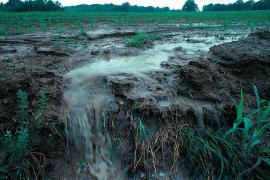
[253,84,261,124]
[209,142,224,180]
[235,88,244,128]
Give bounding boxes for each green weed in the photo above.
[31,90,48,132]
[0,27,8,40]
[16,90,29,125]
[0,90,48,179]
[54,33,62,49]
[40,20,48,33]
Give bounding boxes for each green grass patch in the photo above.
[124,33,160,48]
[182,85,270,179]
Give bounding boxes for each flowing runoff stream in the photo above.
[63,33,241,178]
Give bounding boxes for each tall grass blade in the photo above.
[234,88,244,129]
[253,84,261,124]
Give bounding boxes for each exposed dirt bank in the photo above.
[102,31,270,177]
[106,31,270,130]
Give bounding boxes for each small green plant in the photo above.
[54,33,62,49]
[0,90,48,179]
[79,24,86,35]
[182,85,270,179]
[0,27,8,40]
[15,25,23,35]
[40,21,48,33]
[54,26,64,49]
[90,18,97,29]
[124,33,160,48]
[0,128,30,179]
[31,90,48,132]
[3,128,30,178]
[16,90,29,124]
[112,18,120,28]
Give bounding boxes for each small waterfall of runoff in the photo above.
[64,42,187,157]
[64,75,117,179]
[194,106,205,128]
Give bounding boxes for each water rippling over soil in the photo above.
[63,32,244,178]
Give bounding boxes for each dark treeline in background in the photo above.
[0,1,170,12]
[65,2,170,12]
[203,0,270,11]
[0,0,63,12]
[0,0,270,12]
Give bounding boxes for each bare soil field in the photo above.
[1,13,270,179]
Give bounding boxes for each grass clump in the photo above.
[182,85,270,179]
[0,90,48,179]
[124,33,160,48]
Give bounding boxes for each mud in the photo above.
[1,26,269,179]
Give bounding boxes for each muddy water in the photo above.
[66,44,179,80]
[63,33,242,178]
[66,35,236,80]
